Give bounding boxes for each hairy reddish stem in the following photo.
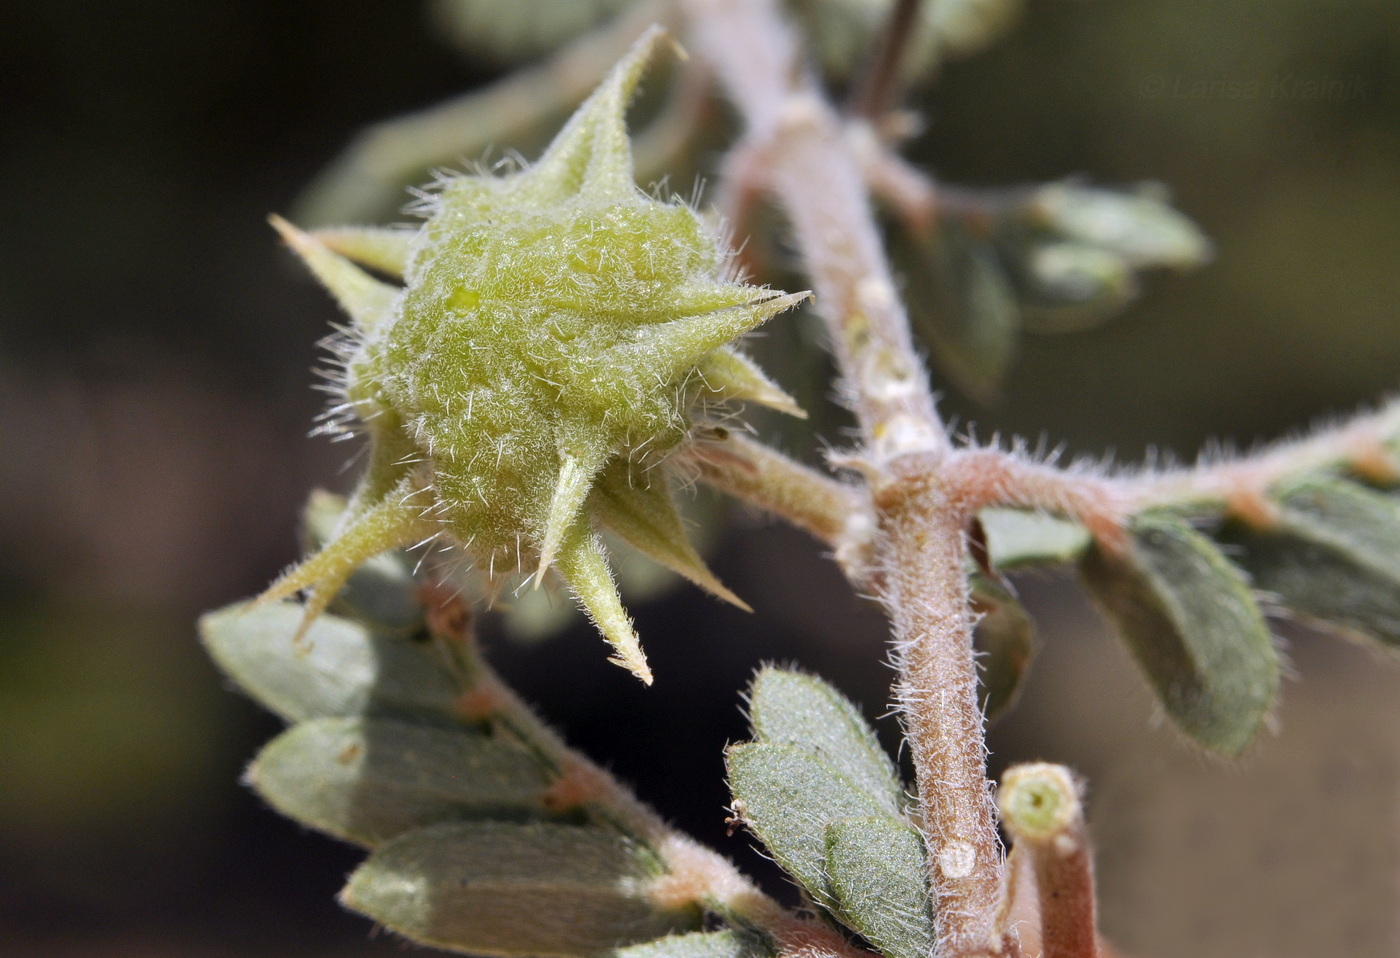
[683,2,1010,953]
[876,460,1011,957]
[684,0,946,466]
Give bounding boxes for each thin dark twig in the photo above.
[847,0,925,122]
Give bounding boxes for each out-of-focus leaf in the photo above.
[1222,479,1400,649]
[500,582,582,643]
[199,601,460,723]
[613,931,772,958]
[925,0,1023,57]
[1079,512,1277,755]
[893,219,1020,402]
[726,742,901,911]
[1029,182,1212,270]
[302,490,424,639]
[429,0,637,64]
[824,817,935,958]
[342,821,699,957]
[248,717,554,846]
[970,574,1036,722]
[747,668,903,810]
[1005,241,1137,334]
[978,507,1091,570]
[789,0,1022,81]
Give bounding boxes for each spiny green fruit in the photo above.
[257,29,805,684]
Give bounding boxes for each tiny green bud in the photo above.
[258,29,805,684]
[998,763,1079,843]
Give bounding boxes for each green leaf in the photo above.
[789,0,1020,82]
[726,742,901,911]
[247,717,555,846]
[978,507,1091,570]
[429,0,637,65]
[970,574,1037,722]
[612,931,772,958]
[199,601,461,724]
[1078,512,1278,756]
[893,218,1020,403]
[1221,479,1400,649]
[747,668,903,811]
[342,821,699,957]
[332,552,425,639]
[1004,241,1137,335]
[1029,182,1212,270]
[824,817,935,958]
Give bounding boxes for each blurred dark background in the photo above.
[1,2,1399,956]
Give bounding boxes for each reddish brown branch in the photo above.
[999,764,1099,958]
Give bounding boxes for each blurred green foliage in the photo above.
[0,1,1397,955]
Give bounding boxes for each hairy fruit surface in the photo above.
[257,30,805,683]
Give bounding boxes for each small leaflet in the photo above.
[730,669,931,942]
[342,821,700,957]
[198,601,460,724]
[747,668,904,810]
[248,716,555,847]
[978,507,1092,570]
[1079,511,1278,756]
[726,742,901,913]
[1223,478,1400,649]
[825,817,935,958]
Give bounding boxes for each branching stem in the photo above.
[684,0,947,466]
[876,458,1011,957]
[847,0,926,123]
[682,2,1009,954]
[425,589,855,958]
[1122,398,1400,513]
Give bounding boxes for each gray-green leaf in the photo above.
[199,601,461,723]
[824,817,935,958]
[612,931,772,958]
[892,218,1021,402]
[747,668,903,811]
[1222,479,1400,649]
[1030,182,1212,270]
[343,821,699,957]
[1079,512,1278,755]
[978,507,1091,570]
[248,717,555,846]
[1005,241,1137,335]
[726,742,901,911]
